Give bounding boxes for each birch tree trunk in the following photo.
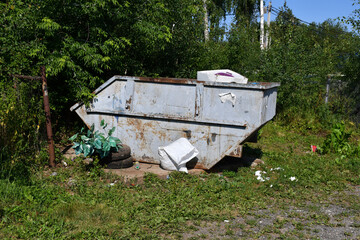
[265,1,272,49]
[203,0,209,42]
[260,0,264,50]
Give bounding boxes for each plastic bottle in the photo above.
[134,161,140,170]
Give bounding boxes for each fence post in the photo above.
[11,67,56,167]
[41,66,56,167]
[325,75,330,104]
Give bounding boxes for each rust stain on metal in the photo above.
[128,118,145,140]
[134,112,192,122]
[125,97,132,110]
[211,133,217,142]
[138,76,201,85]
[195,104,200,116]
[193,163,207,169]
[183,130,192,139]
[141,154,152,161]
[10,74,42,80]
[258,82,273,86]
[227,145,243,158]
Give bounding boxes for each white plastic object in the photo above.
[197,69,248,84]
[219,92,236,107]
[158,138,199,173]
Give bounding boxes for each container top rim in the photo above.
[70,75,280,111]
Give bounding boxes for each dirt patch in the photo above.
[182,186,360,239]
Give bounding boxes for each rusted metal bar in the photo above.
[41,66,56,167]
[11,74,42,80]
[11,68,56,167]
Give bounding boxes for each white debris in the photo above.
[219,92,236,107]
[63,161,68,167]
[257,177,265,182]
[224,220,230,223]
[109,180,118,186]
[270,184,273,188]
[67,178,76,186]
[270,167,283,171]
[255,171,269,182]
[289,176,297,181]
[255,170,264,176]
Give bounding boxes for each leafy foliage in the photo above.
[0,75,45,182]
[318,121,360,160]
[69,120,122,159]
[1,0,360,183]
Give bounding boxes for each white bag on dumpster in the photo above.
[158,138,199,173]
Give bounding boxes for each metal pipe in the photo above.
[41,66,56,167]
[11,74,42,80]
[11,69,56,167]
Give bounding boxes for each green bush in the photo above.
[69,120,122,159]
[0,79,44,182]
[318,121,352,155]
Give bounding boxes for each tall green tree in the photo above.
[0,0,175,165]
[342,0,360,121]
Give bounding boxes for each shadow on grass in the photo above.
[60,145,73,154]
[206,144,263,173]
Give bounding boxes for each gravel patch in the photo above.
[182,186,360,239]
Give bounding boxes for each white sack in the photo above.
[158,138,199,173]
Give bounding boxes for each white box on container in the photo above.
[197,69,248,84]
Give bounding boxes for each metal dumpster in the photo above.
[70,75,280,169]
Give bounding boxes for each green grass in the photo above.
[0,122,359,239]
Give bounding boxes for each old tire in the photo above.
[111,144,131,161]
[106,157,133,169]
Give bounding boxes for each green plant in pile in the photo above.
[318,121,352,155]
[69,120,121,159]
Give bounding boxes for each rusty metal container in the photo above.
[71,76,280,169]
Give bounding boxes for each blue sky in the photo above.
[223,0,358,31]
[267,0,357,24]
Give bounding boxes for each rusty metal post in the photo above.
[41,66,56,167]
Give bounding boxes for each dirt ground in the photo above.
[182,186,360,240]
